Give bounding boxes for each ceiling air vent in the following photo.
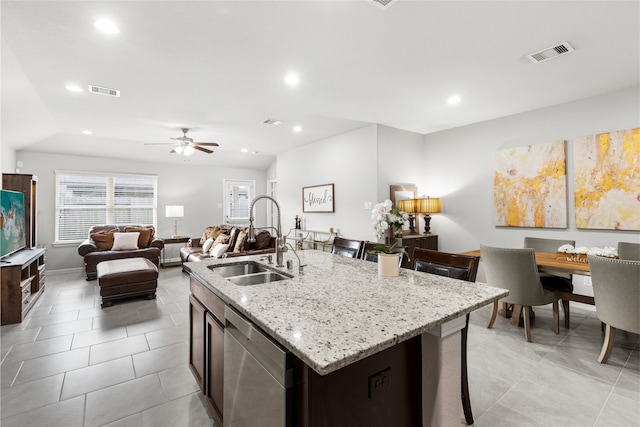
[526,42,575,63]
[88,85,121,97]
[262,119,283,125]
[369,0,397,9]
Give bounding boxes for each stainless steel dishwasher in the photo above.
[223,306,294,427]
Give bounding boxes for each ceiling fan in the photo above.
[146,128,219,155]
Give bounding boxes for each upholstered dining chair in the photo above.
[413,248,479,425]
[361,241,407,266]
[588,255,640,363]
[480,245,561,342]
[331,237,364,259]
[524,237,575,328]
[617,241,640,261]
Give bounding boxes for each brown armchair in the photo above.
[77,225,164,280]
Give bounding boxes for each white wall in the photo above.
[423,86,639,254]
[16,151,267,271]
[1,144,17,176]
[377,125,425,202]
[276,125,379,240]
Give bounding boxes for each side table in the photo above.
[161,236,190,267]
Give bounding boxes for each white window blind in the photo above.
[55,171,157,242]
[223,179,254,223]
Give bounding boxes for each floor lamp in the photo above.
[166,205,184,238]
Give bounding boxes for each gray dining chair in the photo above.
[588,255,640,363]
[481,245,560,342]
[524,237,575,328]
[413,248,479,425]
[617,241,640,261]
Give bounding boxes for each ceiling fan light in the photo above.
[174,146,184,154]
[183,146,195,156]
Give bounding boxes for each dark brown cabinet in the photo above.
[392,234,438,268]
[189,276,225,424]
[1,248,46,325]
[2,174,38,248]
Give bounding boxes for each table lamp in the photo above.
[415,197,441,234]
[165,205,184,238]
[397,199,417,234]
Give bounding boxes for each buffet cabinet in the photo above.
[189,276,225,425]
[1,248,46,325]
[392,234,438,269]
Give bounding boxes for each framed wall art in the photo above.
[493,140,568,228]
[303,184,334,213]
[573,128,640,230]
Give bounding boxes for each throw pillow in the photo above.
[200,226,222,245]
[112,232,140,251]
[210,243,230,258]
[90,229,119,251]
[124,227,153,247]
[213,233,230,247]
[234,229,248,252]
[202,237,215,253]
[254,230,273,250]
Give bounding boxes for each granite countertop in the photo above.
[185,250,507,376]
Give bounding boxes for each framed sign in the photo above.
[303,184,334,213]
[390,184,417,208]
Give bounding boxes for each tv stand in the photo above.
[1,248,46,325]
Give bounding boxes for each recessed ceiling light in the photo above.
[293,126,302,133]
[66,84,84,93]
[94,18,120,34]
[241,148,248,153]
[284,72,300,86]
[81,130,93,135]
[447,95,461,105]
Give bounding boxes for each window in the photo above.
[55,171,157,243]
[223,179,255,223]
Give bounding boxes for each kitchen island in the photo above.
[185,249,507,427]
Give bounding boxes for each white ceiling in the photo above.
[2,0,639,169]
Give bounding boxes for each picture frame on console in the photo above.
[390,184,417,208]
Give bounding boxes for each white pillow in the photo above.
[210,243,230,258]
[202,237,215,253]
[112,232,140,251]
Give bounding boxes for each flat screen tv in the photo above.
[1,189,27,259]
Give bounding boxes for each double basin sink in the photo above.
[208,261,293,286]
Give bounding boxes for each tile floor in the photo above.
[1,267,638,426]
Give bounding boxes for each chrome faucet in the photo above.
[286,243,307,275]
[248,195,285,267]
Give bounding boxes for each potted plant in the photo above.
[371,199,409,242]
[368,243,410,277]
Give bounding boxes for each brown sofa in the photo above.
[77,224,164,280]
[180,225,275,265]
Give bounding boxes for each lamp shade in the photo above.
[165,205,184,218]
[415,198,441,214]
[397,199,416,213]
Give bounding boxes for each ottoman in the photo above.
[97,258,158,307]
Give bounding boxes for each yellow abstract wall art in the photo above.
[574,128,640,230]
[494,140,567,228]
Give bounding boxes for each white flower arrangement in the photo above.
[557,244,618,261]
[371,199,408,240]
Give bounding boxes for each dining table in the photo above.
[462,249,594,327]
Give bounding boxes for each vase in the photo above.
[378,253,400,277]
[393,226,404,238]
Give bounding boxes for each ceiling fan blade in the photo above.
[193,142,219,146]
[169,148,177,153]
[194,146,214,154]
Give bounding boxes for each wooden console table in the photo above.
[392,234,438,268]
